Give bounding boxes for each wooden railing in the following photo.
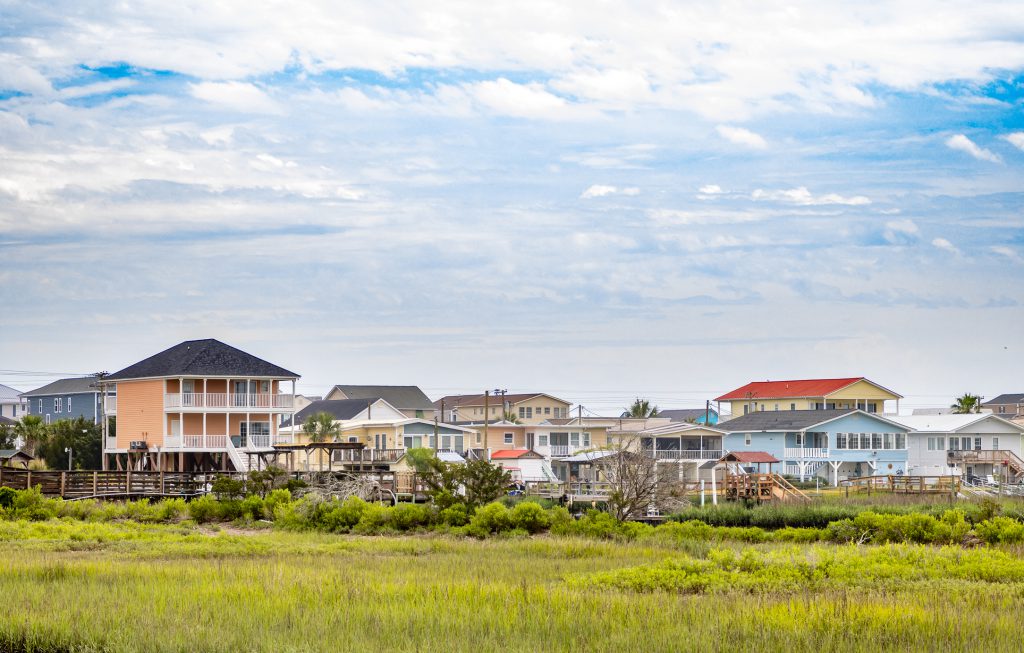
[948,449,1024,474]
[842,475,960,494]
[643,449,723,460]
[0,469,244,499]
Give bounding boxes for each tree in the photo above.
[594,434,689,520]
[624,398,659,418]
[460,458,513,509]
[14,415,47,456]
[502,411,521,424]
[38,417,102,470]
[0,424,16,449]
[406,448,512,510]
[302,411,340,443]
[951,393,983,414]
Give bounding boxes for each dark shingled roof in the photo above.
[0,416,15,426]
[985,394,1024,405]
[106,339,298,381]
[329,385,433,411]
[718,409,859,432]
[21,377,98,397]
[283,398,380,427]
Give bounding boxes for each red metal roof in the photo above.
[715,378,864,402]
[720,451,780,463]
[489,449,534,459]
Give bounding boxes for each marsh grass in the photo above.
[1,521,1024,651]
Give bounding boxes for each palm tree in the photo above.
[951,393,983,414]
[502,411,521,424]
[302,411,339,443]
[624,398,659,418]
[13,415,47,456]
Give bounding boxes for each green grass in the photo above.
[1,520,1024,651]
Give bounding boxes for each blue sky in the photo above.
[1,1,1022,413]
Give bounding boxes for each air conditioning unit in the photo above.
[129,441,148,450]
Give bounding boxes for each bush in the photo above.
[468,503,513,536]
[353,503,393,535]
[0,487,17,509]
[211,476,247,501]
[438,503,469,527]
[240,495,266,520]
[188,495,219,524]
[510,502,551,534]
[263,489,292,518]
[156,498,188,522]
[976,517,1024,544]
[391,503,433,531]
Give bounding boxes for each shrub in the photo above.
[976,517,1024,544]
[263,489,292,518]
[188,495,219,524]
[156,498,188,522]
[0,487,17,509]
[211,476,246,501]
[468,503,513,535]
[391,503,432,531]
[438,503,469,527]
[240,495,266,520]
[547,506,574,535]
[510,502,551,534]
[353,503,393,535]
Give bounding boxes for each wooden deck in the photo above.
[841,475,960,495]
[723,473,810,503]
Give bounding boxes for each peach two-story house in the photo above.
[100,339,299,472]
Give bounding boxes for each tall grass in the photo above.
[1,521,1024,651]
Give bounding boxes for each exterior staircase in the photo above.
[226,439,252,473]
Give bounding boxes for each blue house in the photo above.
[22,377,112,425]
[658,408,720,425]
[718,409,910,485]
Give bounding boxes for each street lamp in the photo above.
[64,446,73,471]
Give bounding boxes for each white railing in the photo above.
[164,435,181,448]
[784,447,829,459]
[104,396,117,414]
[179,434,228,449]
[164,393,294,410]
[646,449,723,460]
[249,434,271,448]
[549,445,570,457]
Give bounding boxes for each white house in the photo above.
[894,413,1024,481]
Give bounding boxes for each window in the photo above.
[744,433,751,446]
[974,437,982,451]
[570,432,580,447]
[544,407,551,415]
[66,397,71,413]
[860,433,871,449]
[867,403,877,413]
[998,406,1005,414]
[37,399,42,413]
[872,433,882,449]
[518,407,526,418]
[348,436,359,443]
[790,403,796,410]
[774,403,779,411]
[993,437,1000,450]
[475,432,481,444]
[54,398,62,413]
[44,414,50,425]
[526,407,533,418]
[403,435,423,449]
[949,438,959,451]
[961,437,972,451]
[415,410,424,418]
[927,437,935,451]
[837,433,847,449]
[743,405,749,415]
[538,434,548,446]
[883,433,893,449]
[504,433,513,445]
[758,404,765,411]
[895,433,906,449]
[582,432,591,447]
[794,432,803,446]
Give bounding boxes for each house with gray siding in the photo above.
[21,377,112,424]
[0,384,28,421]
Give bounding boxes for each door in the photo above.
[525,432,535,450]
[169,417,181,445]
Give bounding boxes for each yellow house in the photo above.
[715,377,902,419]
[434,392,572,425]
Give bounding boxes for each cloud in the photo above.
[751,187,871,206]
[190,81,282,114]
[466,78,578,120]
[1003,132,1024,151]
[882,219,920,245]
[991,246,1023,263]
[716,125,767,149]
[945,134,1001,163]
[580,185,639,199]
[931,237,961,255]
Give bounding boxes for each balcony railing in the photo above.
[164,393,294,410]
[644,449,723,460]
[159,434,293,450]
[784,447,829,459]
[549,445,570,457]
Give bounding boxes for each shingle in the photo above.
[717,409,858,431]
[106,339,298,381]
[284,398,380,427]
[21,377,98,397]
[330,385,433,410]
[985,393,1024,405]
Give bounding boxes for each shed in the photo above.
[0,449,33,469]
[719,451,779,473]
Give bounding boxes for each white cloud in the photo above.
[467,78,577,120]
[883,219,920,245]
[190,81,282,114]
[991,246,1023,263]
[699,185,723,195]
[751,187,871,206]
[931,237,961,255]
[580,184,638,199]
[945,134,1001,163]
[716,125,767,149]
[1003,132,1024,151]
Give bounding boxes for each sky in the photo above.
[1,1,1022,414]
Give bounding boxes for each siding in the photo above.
[115,380,164,448]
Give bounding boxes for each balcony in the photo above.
[784,447,829,459]
[164,393,294,411]
[161,434,295,450]
[644,449,723,461]
[549,445,570,457]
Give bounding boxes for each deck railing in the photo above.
[164,393,294,410]
[644,449,723,460]
[784,447,829,459]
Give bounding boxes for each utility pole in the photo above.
[705,399,710,425]
[483,391,490,452]
[493,388,507,420]
[434,399,442,451]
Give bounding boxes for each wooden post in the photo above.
[26,470,31,490]
[92,471,98,497]
[126,469,132,496]
[160,471,165,495]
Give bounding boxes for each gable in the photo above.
[826,379,902,401]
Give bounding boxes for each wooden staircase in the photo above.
[724,473,810,503]
[949,449,1024,481]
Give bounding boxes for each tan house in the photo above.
[434,392,572,425]
[715,377,902,419]
[101,339,299,472]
